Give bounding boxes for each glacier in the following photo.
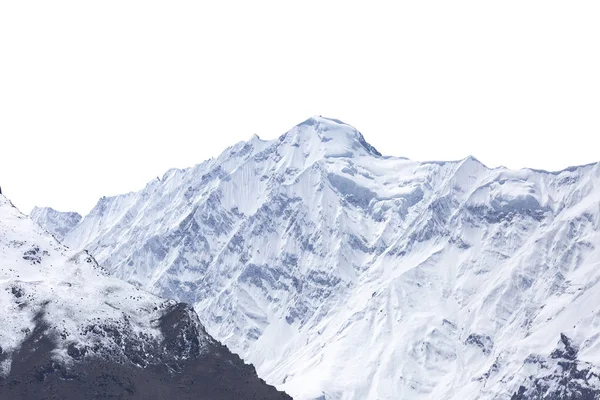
[32,116,600,399]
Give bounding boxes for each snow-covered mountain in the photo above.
[30,206,81,241]
[34,116,600,399]
[0,195,290,399]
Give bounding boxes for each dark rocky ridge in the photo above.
[511,334,600,400]
[0,303,290,400]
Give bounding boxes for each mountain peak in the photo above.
[27,117,600,400]
[249,133,263,142]
[285,116,382,158]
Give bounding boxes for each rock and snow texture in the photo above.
[0,195,290,399]
[30,206,81,241]
[36,116,600,399]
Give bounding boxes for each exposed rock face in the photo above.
[34,116,600,399]
[0,195,290,400]
[511,334,600,400]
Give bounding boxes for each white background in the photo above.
[1,1,599,213]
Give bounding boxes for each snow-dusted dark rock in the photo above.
[35,116,600,399]
[511,334,600,400]
[0,195,290,399]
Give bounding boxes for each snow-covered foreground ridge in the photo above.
[0,195,289,399]
[34,116,600,399]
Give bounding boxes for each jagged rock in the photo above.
[511,334,600,400]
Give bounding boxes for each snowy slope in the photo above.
[37,116,600,399]
[0,195,290,399]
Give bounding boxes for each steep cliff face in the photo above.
[0,195,290,400]
[35,116,600,399]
